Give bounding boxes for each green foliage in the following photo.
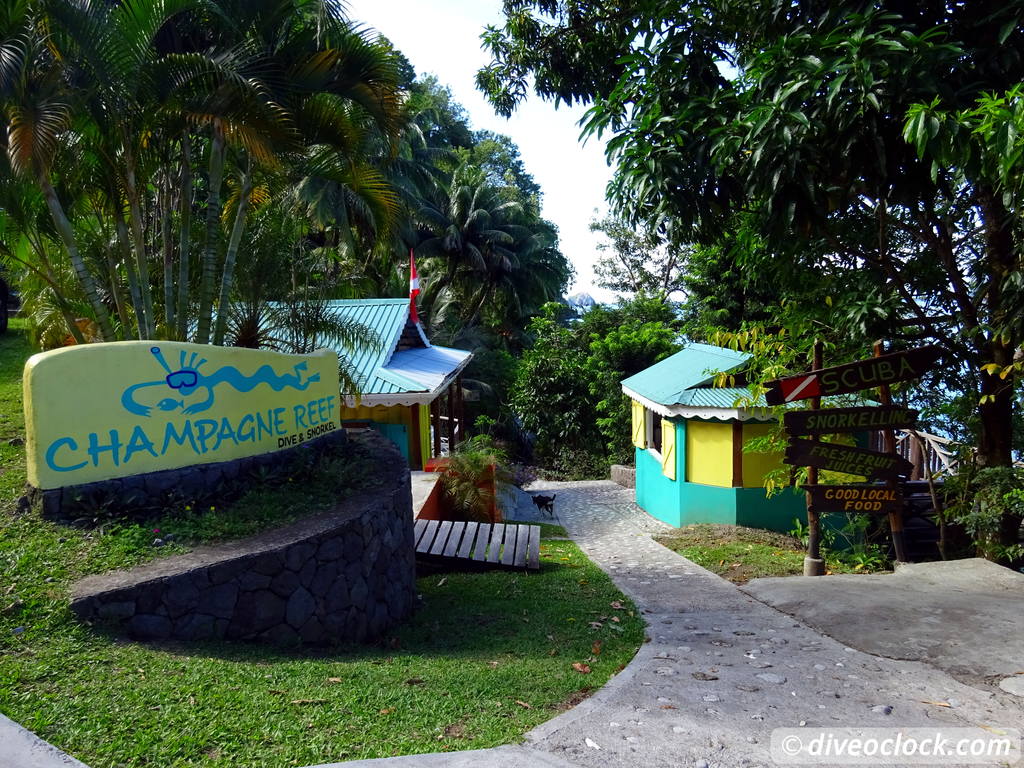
[477,0,1024,477]
[440,435,515,522]
[590,215,685,299]
[511,305,601,465]
[511,298,680,473]
[588,321,679,463]
[943,466,1024,564]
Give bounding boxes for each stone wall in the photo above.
[28,430,348,523]
[610,464,636,489]
[70,432,416,644]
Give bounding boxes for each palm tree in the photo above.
[1,0,406,347]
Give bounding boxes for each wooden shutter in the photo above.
[660,418,676,480]
[631,401,646,448]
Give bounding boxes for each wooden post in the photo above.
[732,421,744,487]
[804,340,826,576]
[874,340,909,564]
[430,397,441,459]
[408,403,423,470]
[447,382,457,450]
[456,375,466,441]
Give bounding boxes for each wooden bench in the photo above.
[413,519,540,570]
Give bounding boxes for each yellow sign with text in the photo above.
[25,341,340,490]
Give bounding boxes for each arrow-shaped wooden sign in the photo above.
[801,484,904,515]
[784,406,919,436]
[784,439,914,481]
[766,345,942,406]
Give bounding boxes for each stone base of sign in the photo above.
[21,430,348,523]
[68,432,416,644]
[610,464,636,489]
[803,556,826,577]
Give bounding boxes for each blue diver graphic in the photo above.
[121,346,321,417]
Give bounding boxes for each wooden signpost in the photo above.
[768,342,941,573]
[766,345,942,406]
[784,406,918,435]
[784,438,914,481]
[802,484,904,515]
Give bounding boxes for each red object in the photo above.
[779,373,822,403]
[409,249,420,324]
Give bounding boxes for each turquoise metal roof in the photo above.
[621,343,752,406]
[324,299,471,397]
[325,299,411,393]
[676,387,766,408]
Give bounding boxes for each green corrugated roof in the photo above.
[324,299,472,397]
[325,299,415,394]
[676,387,766,408]
[621,343,751,406]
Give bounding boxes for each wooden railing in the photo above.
[895,430,961,479]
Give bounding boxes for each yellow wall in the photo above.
[685,420,733,487]
[25,341,341,490]
[741,422,784,488]
[340,402,431,469]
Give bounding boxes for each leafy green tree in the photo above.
[587,321,679,462]
[590,215,685,300]
[0,0,403,347]
[478,0,1024,480]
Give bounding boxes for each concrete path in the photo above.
[742,558,1024,685]
[315,480,1023,768]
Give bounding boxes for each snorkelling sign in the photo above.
[24,341,341,490]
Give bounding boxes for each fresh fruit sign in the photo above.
[24,341,340,489]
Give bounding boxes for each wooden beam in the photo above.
[732,420,744,487]
[408,404,423,470]
[430,397,441,458]
[447,382,457,450]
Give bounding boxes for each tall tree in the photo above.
[478,0,1024,476]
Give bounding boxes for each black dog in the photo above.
[531,493,556,517]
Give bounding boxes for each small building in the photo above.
[325,298,472,470]
[621,342,804,531]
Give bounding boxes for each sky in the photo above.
[346,0,619,302]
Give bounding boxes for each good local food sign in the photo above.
[25,341,341,490]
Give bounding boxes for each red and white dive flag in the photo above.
[409,249,420,323]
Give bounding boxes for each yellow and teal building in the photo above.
[621,343,804,531]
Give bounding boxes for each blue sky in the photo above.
[346,0,618,301]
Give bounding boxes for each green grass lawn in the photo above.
[656,523,876,583]
[0,322,644,767]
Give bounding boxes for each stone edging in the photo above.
[70,431,416,644]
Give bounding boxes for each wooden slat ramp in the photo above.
[414,519,541,570]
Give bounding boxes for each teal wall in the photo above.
[634,417,808,532]
[635,420,685,527]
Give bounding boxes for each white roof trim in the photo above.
[344,392,435,408]
[414,321,431,348]
[343,351,473,409]
[622,386,776,423]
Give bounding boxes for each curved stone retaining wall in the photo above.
[70,432,416,644]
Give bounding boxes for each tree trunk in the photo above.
[977,189,1019,549]
[212,163,253,346]
[162,175,175,332]
[40,177,116,341]
[176,133,193,340]
[196,121,226,344]
[123,146,155,338]
[113,208,145,339]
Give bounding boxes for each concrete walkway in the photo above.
[742,558,1024,686]
[317,480,1023,768]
